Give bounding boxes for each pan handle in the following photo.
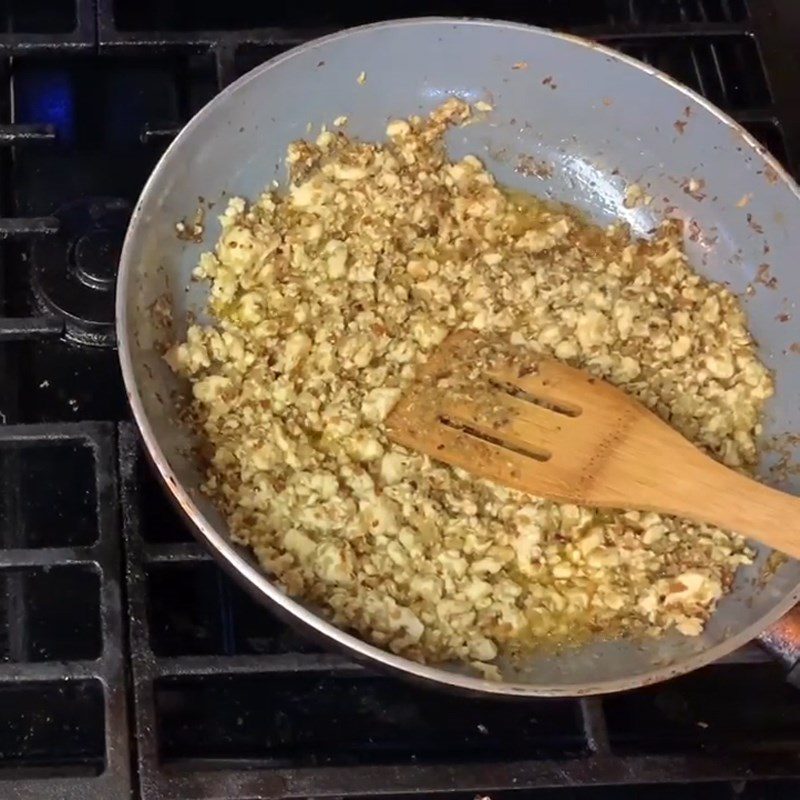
[757,604,800,686]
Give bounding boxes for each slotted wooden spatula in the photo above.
[386,330,800,559]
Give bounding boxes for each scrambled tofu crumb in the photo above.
[167,98,772,669]
[623,183,645,209]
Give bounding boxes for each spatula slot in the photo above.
[487,378,582,417]
[438,415,552,462]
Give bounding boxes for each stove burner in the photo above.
[30,198,130,347]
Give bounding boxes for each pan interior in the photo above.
[118,19,800,694]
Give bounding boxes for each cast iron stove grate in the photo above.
[2,1,800,799]
[0,424,130,798]
[0,4,133,799]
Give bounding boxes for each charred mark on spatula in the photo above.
[486,377,582,417]
[438,415,552,462]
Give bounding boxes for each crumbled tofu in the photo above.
[167,98,768,671]
[623,183,645,209]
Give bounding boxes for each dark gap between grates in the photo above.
[0,337,131,422]
[154,673,587,767]
[605,663,800,755]
[0,565,101,662]
[0,0,78,33]
[146,562,230,657]
[112,0,617,32]
[617,36,770,109]
[13,58,183,154]
[742,118,789,166]
[110,0,751,32]
[12,54,218,155]
[146,561,322,657]
[634,0,749,23]
[0,438,99,547]
[0,679,106,776]
[234,44,293,80]
[137,453,195,544]
[227,569,324,656]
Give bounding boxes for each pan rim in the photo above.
[116,15,800,697]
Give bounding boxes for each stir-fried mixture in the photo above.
[166,99,772,677]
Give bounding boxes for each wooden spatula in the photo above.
[386,330,800,559]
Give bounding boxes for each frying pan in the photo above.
[116,18,800,696]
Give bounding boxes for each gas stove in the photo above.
[2,2,800,799]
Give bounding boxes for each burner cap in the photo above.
[31,198,130,346]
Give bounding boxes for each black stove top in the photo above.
[2,2,800,799]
